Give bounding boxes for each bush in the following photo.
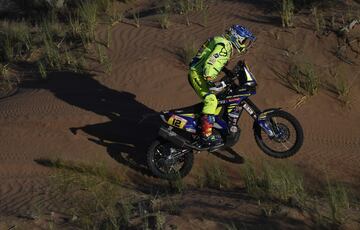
[243,161,306,204]
[284,61,319,96]
[197,162,229,189]
[179,41,197,66]
[280,0,295,28]
[0,20,32,62]
[326,180,349,225]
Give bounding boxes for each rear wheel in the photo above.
[254,110,303,158]
[147,139,194,180]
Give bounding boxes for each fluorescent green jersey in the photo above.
[190,36,233,81]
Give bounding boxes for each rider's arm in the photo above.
[203,44,231,82]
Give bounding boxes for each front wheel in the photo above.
[147,139,194,180]
[254,110,304,158]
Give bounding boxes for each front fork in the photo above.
[241,99,280,137]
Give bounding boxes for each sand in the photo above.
[0,0,359,220]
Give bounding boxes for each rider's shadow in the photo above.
[21,72,160,175]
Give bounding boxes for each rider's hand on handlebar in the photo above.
[209,81,227,92]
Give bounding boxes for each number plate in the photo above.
[168,115,188,129]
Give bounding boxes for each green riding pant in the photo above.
[188,70,218,115]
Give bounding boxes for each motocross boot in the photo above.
[200,114,223,148]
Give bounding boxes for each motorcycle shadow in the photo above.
[22,71,245,176]
[69,110,161,177]
[210,147,245,164]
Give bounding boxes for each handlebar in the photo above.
[222,60,250,86]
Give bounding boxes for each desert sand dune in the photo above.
[0,0,359,222]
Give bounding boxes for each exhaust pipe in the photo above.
[158,126,192,148]
[158,126,223,151]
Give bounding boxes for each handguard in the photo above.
[209,81,227,92]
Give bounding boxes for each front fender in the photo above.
[257,108,282,121]
[253,108,282,136]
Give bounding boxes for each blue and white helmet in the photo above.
[225,25,256,53]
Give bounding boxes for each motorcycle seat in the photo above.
[168,103,203,114]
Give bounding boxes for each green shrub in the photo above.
[286,62,319,96]
[96,0,113,12]
[201,6,209,27]
[159,10,171,29]
[173,0,209,26]
[328,69,352,106]
[243,162,306,204]
[280,0,295,28]
[312,6,326,33]
[0,20,32,62]
[109,7,123,25]
[133,10,140,28]
[203,162,229,189]
[41,24,61,70]
[79,1,98,42]
[47,159,130,229]
[326,180,349,225]
[179,41,197,66]
[68,14,82,40]
[169,173,186,193]
[38,61,47,79]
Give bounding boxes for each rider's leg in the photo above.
[188,71,222,146]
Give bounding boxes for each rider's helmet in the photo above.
[225,25,256,53]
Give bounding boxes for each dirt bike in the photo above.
[147,61,304,180]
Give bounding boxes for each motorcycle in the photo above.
[147,61,304,180]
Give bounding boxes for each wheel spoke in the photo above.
[260,116,296,153]
[153,144,186,175]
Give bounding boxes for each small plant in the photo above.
[176,0,193,26]
[0,20,32,62]
[280,0,295,28]
[286,62,319,96]
[117,200,133,227]
[169,173,186,193]
[69,14,82,40]
[179,41,197,66]
[109,7,123,25]
[106,25,112,48]
[164,196,181,215]
[63,49,80,72]
[203,162,229,189]
[326,180,349,225]
[159,10,171,29]
[47,158,131,229]
[312,7,326,33]
[243,161,306,204]
[201,6,209,27]
[0,63,9,79]
[104,55,112,75]
[195,173,206,189]
[42,27,61,70]
[96,0,112,12]
[0,63,18,95]
[79,1,98,42]
[244,163,264,199]
[133,10,141,28]
[39,158,125,184]
[225,222,247,230]
[329,69,352,106]
[38,61,47,79]
[96,43,106,64]
[155,211,166,230]
[194,0,205,11]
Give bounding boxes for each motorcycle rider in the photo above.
[188,25,256,147]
